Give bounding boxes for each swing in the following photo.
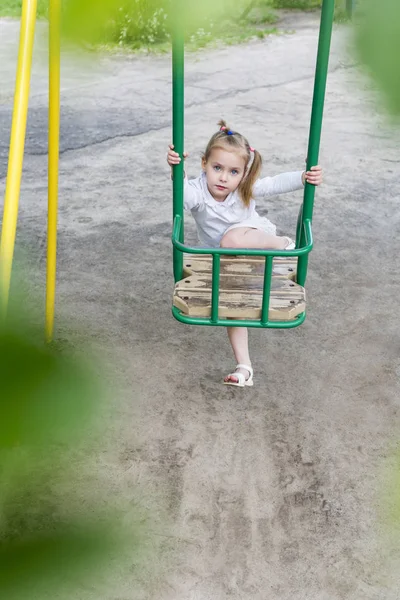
[171,0,335,328]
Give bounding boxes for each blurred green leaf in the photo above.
[0,521,117,594]
[61,0,121,44]
[355,0,400,116]
[0,315,139,598]
[60,0,260,45]
[0,330,97,448]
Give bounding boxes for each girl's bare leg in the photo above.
[220,227,291,250]
[221,227,291,384]
[224,327,252,383]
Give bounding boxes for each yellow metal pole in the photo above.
[45,0,61,342]
[0,0,38,320]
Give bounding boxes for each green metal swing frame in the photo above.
[171,0,335,328]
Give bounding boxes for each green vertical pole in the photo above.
[211,253,221,323]
[296,0,335,286]
[172,8,184,283]
[261,256,273,325]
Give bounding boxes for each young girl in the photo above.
[167,120,322,387]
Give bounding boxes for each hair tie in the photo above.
[220,125,234,135]
[249,146,255,152]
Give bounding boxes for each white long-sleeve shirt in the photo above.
[184,171,304,247]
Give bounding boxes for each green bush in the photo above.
[355,0,400,115]
[0,0,349,50]
[272,0,321,8]
[272,0,352,22]
[96,0,273,48]
[105,0,170,47]
[106,0,266,47]
[0,0,48,17]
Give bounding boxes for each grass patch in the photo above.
[103,0,279,52]
[0,0,352,51]
[271,0,353,21]
[272,0,321,7]
[0,0,48,17]
[0,0,278,51]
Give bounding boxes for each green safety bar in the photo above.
[172,216,312,328]
[171,0,335,328]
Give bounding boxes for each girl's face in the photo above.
[202,147,247,202]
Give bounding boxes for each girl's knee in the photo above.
[220,232,240,248]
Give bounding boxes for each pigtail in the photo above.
[217,119,228,130]
[238,149,262,208]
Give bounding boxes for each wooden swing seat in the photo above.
[173,255,306,321]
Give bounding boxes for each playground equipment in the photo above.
[171,0,335,328]
[0,0,60,341]
[0,0,334,338]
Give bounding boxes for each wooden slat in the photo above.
[177,274,303,296]
[174,289,305,320]
[183,255,297,280]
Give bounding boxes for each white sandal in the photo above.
[224,364,254,387]
[283,236,295,250]
[275,237,295,259]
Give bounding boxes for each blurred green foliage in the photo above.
[0,0,349,50]
[272,0,321,8]
[0,330,94,447]
[388,453,400,526]
[60,0,275,47]
[354,0,400,116]
[58,0,348,49]
[0,320,132,598]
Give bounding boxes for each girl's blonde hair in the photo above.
[202,119,262,208]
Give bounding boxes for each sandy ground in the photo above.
[1,10,400,600]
